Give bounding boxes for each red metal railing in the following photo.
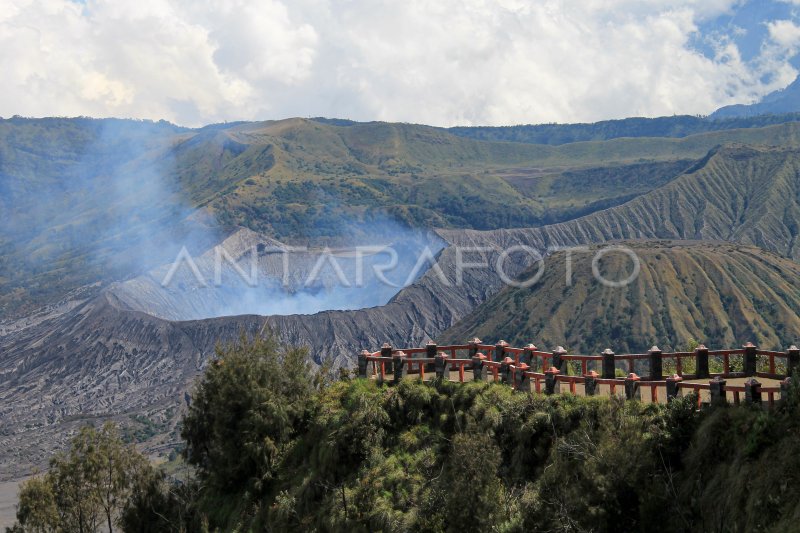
[360,340,798,407]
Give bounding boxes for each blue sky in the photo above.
[2,0,800,127]
[691,1,800,82]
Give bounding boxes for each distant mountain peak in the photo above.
[710,76,800,119]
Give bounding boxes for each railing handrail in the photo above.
[363,343,796,361]
[359,339,798,408]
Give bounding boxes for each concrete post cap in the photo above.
[525,343,537,350]
[394,351,407,357]
[626,373,641,381]
[518,363,530,371]
[360,349,371,355]
[744,377,761,386]
[743,341,757,348]
[469,337,482,344]
[696,344,708,351]
[666,374,683,382]
[602,348,615,355]
[711,375,725,383]
[546,366,560,374]
[502,356,514,364]
[584,370,599,378]
[788,345,799,352]
[496,340,509,347]
[649,345,661,353]
[552,346,567,355]
[473,353,487,360]
[381,342,392,349]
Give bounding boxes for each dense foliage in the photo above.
[10,335,800,532]
[8,423,160,533]
[174,336,800,532]
[181,334,318,503]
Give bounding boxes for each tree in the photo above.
[95,423,150,533]
[13,476,58,533]
[48,427,103,533]
[120,469,200,533]
[181,333,314,498]
[11,423,155,533]
[443,432,504,532]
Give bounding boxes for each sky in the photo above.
[2,0,800,127]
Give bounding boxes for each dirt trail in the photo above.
[0,479,22,530]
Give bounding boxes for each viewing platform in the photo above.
[359,339,797,407]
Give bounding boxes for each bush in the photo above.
[180,332,315,526]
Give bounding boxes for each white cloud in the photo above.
[0,0,797,126]
[768,19,800,49]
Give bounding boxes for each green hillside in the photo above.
[439,241,800,353]
[546,143,800,260]
[198,119,800,239]
[4,116,800,316]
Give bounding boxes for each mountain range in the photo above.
[4,112,800,477]
[5,115,800,316]
[440,241,800,354]
[711,76,800,119]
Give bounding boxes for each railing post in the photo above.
[515,363,530,392]
[602,348,616,379]
[624,373,641,401]
[584,370,598,396]
[665,374,683,403]
[392,351,407,383]
[744,378,762,405]
[552,346,567,374]
[787,345,800,377]
[648,345,662,381]
[358,350,370,378]
[710,376,727,405]
[500,356,514,384]
[472,353,486,381]
[435,352,447,380]
[494,340,509,363]
[545,367,560,395]
[468,338,482,358]
[426,342,437,359]
[522,343,536,367]
[695,344,709,379]
[381,343,394,372]
[425,341,438,372]
[781,377,793,405]
[743,342,757,376]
